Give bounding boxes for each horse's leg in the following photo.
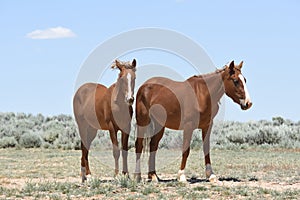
[121,130,129,175]
[148,127,164,182]
[81,140,88,183]
[80,124,97,183]
[134,126,144,182]
[178,123,194,182]
[202,124,217,182]
[108,122,120,176]
[85,126,97,176]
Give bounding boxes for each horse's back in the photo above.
[136,76,180,106]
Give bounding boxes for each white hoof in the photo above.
[177,170,187,182]
[86,174,92,183]
[208,174,217,183]
[178,174,187,182]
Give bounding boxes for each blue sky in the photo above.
[0,0,299,122]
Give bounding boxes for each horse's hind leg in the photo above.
[134,125,145,182]
[80,124,97,183]
[148,127,164,182]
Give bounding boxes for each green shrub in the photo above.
[73,138,81,150]
[0,136,18,148]
[0,112,299,150]
[227,132,246,144]
[42,142,54,149]
[190,130,202,150]
[272,116,285,126]
[288,127,300,141]
[42,130,58,144]
[19,132,42,148]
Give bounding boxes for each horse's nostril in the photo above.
[128,97,134,104]
[245,102,253,109]
[248,102,253,108]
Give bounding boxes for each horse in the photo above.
[73,59,137,183]
[134,60,252,182]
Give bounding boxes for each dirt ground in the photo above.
[0,148,299,199]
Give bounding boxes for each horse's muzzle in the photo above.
[240,100,252,110]
[126,97,134,105]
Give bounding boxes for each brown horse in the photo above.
[73,59,136,182]
[134,60,252,182]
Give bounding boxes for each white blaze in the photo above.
[238,74,251,104]
[127,73,132,98]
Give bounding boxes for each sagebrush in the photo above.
[0,112,299,149]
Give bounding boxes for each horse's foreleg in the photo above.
[148,128,164,182]
[178,123,194,182]
[121,131,129,175]
[202,124,217,182]
[109,123,120,176]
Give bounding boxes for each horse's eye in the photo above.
[233,79,239,86]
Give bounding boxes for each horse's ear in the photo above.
[132,59,136,68]
[229,60,235,75]
[111,59,123,71]
[237,61,243,70]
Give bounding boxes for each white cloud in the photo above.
[26,26,76,39]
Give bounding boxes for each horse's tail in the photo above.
[142,120,156,154]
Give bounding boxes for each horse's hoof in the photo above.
[122,173,130,179]
[149,174,159,182]
[114,169,119,177]
[208,174,217,183]
[134,173,142,182]
[148,172,159,182]
[86,174,92,182]
[81,176,87,183]
[177,170,187,182]
[178,174,187,182]
[81,167,87,183]
[81,175,87,183]
[122,171,130,178]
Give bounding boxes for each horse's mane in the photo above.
[193,67,226,79]
[111,60,136,71]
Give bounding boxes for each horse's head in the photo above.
[223,60,252,110]
[112,59,137,105]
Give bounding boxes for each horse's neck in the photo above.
[111,82,127,107]
[202,71,225,104]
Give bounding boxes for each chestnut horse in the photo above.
[73,59,136,182]
[134,61,252,182]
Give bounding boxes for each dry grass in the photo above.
[0,148,299,199]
